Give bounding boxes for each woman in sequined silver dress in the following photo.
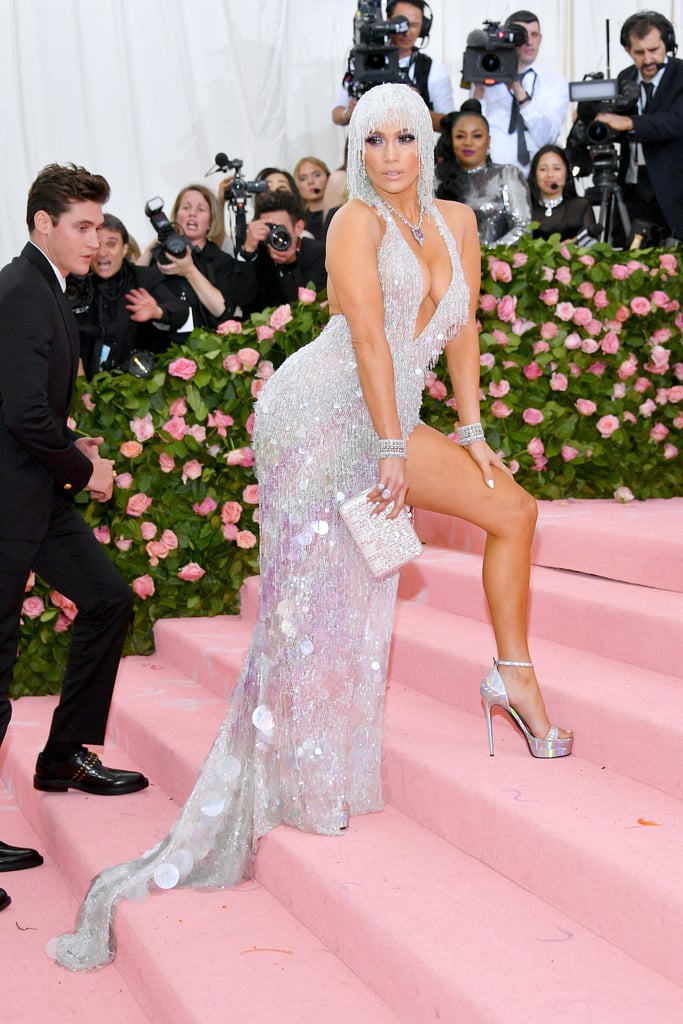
[435,100,531,246]
[53,84,571,972]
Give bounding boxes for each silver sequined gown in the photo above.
[54,202,470,970]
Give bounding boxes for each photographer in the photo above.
[595,11,683,244]
[332,1,453,131]
[139,184,255,330]
[237,191,326,317]
[70,214,188,379]
[473,10,568,174]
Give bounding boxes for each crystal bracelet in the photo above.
[457,422,486,446]
[378,438,407,459]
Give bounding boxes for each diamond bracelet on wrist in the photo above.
[378,438,407,459]
[457,422,486,446]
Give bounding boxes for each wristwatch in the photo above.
[238,247,258,262]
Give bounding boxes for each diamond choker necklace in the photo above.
[540,195,564,217]
[383,201,425,245]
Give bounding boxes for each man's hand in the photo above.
[125,287,163,322]
[595,112,634,133]
[86,456,116,503]
[74,436,104,461]
[242,220,271,254]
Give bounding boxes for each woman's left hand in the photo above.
[464,440,512,489]
[157,248,194,278]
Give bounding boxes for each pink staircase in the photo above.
[2,498,682,1023]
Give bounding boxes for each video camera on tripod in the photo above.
[566,75,638,181]
[342,0,410,99]
[209,152,268,251]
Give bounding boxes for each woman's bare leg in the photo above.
[406,423,571,740]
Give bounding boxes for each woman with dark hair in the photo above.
[435,100,531,247]
[529,145,597,241]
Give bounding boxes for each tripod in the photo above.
[586,175,632,248]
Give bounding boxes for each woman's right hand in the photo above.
[369,458,408,519]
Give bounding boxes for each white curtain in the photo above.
[1,0,681,262]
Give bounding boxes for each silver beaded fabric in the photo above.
[53,178,469,974]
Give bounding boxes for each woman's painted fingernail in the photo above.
[487,479,495,489]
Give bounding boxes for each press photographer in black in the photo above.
[237,190,326,317]
[70,214,188,379]
[595,11,683,244]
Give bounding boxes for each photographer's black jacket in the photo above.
[68,262,187,379]
[239,237,327,317]
[152,239,256,330]
[616,58,683,238]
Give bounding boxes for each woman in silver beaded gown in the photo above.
[53,84,571,971]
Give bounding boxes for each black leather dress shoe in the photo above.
[0,887,10,911]
[34,748,149,796]
[0,840,44,872]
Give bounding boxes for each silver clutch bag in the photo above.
[339,488,423,579]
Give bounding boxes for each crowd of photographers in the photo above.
[68,4,683,380]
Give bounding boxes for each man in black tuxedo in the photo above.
[596,11,683,244]
[0,164,148,911]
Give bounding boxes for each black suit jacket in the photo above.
[616,59,683,237]
[0,243,93,540]
[240,236,327,318]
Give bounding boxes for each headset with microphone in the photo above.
[619,11,677,55]
[386,0,434,44]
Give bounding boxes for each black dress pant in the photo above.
[0,498,133,748]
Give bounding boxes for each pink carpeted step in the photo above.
[397,547,682,676]
[414,497,683,592]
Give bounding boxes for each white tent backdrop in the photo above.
[1,0,681,263]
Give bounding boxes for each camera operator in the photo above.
[138,184,255,330]
[69,214,188,379]
[332,2,453,132]
[237,191,326,317]
[473,10,568,174]
[594,11,683,244]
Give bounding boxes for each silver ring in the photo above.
[381,487,392,500]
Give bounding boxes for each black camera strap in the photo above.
[409,51,433,108]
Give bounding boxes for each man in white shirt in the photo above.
[332,1,453,132]
[474,10,568,175]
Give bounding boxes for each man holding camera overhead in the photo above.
[473,9,568,174]
[237,191,326,317]
[595,11,683,244]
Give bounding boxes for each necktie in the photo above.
[641,81,654,113]
[508,69,534,167]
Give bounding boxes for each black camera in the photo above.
[144,196,189,264]
[215,154,268,205]
[342,0,410,99]
[266,223,291,252]
[566,75,639,179]
[462,21,527,86]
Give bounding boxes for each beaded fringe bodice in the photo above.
[53,202,469,971]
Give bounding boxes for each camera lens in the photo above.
[587,120,610,144]
[481,53,501,72]
[268,224,292,252]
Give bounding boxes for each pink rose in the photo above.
[588,361,606,376]
[522,407,544,425]
[120,440,143,458]
[573,307,593,327]
[479,293,497,313]
[489,258,512,283]
[556,302,575,322]
[177,562,206,582]
[22,596,45,619]
[223,354,242,373]
[159,453,175,473]
[50,591,77,620]
[614,487,635,503]
[160,529,178,550]
[168,358,197,380]
[496,295,517,322]
[428,380,447,400]
[126,492,153,517]
[162,416,187,441]
[617,354,638,380]
[560,245,571,260]
[578,255,596,268]
[615,306,630,323]
[532,340,550,354]
[54,613,72,633]
[575,399,597,416]
[256,325,275,342]
[646,345,671,374]
[223,522,238,541]
[509,459,520,474]
[132,574,155,600]
[523,362,544,380]
[664,443,679,460]
[581,339,600,354]
[596,414,620,438]
[130,413,155,442]
[492,329,509,346]
[187,424,206,443]
[81,392,96,412]
[245,412,255,435]
[593,289,610,309]
[489,379,511,398]
[182,459,203,484]
[639,399,657,416]
[601,332,620,355]
[480,352,496,370]
[539,288,559,306]
[169,397,187,417]
[564,333,582,350]
[568,362,582,377]
[561,445,579,462]
[650,422,670,442]
[651,290,669,308]
[655,387,669,406]
[115,472,134,489]
[297,286,317,304]
[236,530,257,549]
[238,347,260,369]
[140,521,157,540]
[512,252,528,268]
[611,264,630,280]
[242,484,260,504]
[540,321,558,340]
[623,411,637,424]
[634,378,652,394]
[630,296,652,316]
[193,496,218,516]
[668,385,683,403]
[256,360,274,380]
[221,501,243,524]
[577,281,596,300]
[612,382,626,400]
[269,304,293,331]
[146,540,170,566]
[541,265,554,282]
[550,372,568,392]
[490,400,513,418]
[216,319,243,334]
[115,536,133,552]
[659,253,677,272]
[527,437,545,459]
[555,266,572,285]
[93,525,111,544]
[226,446,255,467]
[207,409,234,436]
[652,328,672,344]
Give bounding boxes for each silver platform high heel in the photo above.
[481,659,573,759]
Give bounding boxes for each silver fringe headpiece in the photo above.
[346,83,435,212]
